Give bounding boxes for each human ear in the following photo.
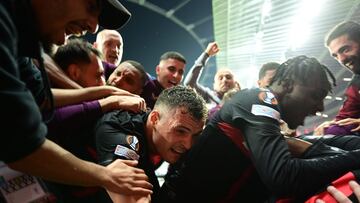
[150,110,160,126]
[67,64,80,81]
[155,65,160,74]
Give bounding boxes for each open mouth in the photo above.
[345,61,354,69]
[171,145,186,154]
[168,81,177,86]
[108,55,118,62]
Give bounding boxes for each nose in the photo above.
[99,76,106,86]
[114,46,119,54]
[171,71,178,79]
[113,76,122,85]
[182,136,193,150]
[337,53,348,65]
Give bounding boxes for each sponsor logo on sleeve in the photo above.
[114,145,140,160]
[251,104,280,121]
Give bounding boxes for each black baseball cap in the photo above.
[99,0,131,30]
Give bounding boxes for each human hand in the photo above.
[314,120,335,136]
[103,159,153,196]
[100,95,147,113]
[335,118,360,132]
[103,85,137,97]
[315,180,360,203]
[205,42,220,56]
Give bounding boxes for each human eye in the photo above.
[168,66,176,72]
[339,46,350,54]
[174,127,188,135]
[125,76,134,85]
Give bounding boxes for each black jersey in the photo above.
[94,110,161,200]
[159,88,360,203]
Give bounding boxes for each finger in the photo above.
[337,120,353,125]
[141,101,146,111]
[336,118,354,125]
[327,185,351,203]
[118,159,139,167]
[351,126,360,132]
[133,173,149,182]
[349,180,360,200]
[315,199,325,203]
[133,180,153,189]
[131,187,153,196]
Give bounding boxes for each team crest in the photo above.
[258,91,278,105]
[126,135,140,151]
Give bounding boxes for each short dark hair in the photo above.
[123,60,147,87]
[258,62,280,80]
[159,51,186,64]
[53,39,102,71]
[270,55,336,93]
[325,21,360,46]
[154,85,207,122]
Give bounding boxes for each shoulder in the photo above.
[221,88,281,122]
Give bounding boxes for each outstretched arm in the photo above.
[336,118,360,132]
[51,86,134,107]
[8,139,153,196]
[183,42,220,103]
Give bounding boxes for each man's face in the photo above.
[328,34,360,74]
[258,69,276,88]
[150,107,204,164]
[107,62,143,95]
[156,58,185,89]
[280,82,327,129]
[37,0,100,45]
[213,69,235,94]
[71,53,105,87]
[98,32,123,66]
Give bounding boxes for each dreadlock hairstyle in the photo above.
[269,55,336,93]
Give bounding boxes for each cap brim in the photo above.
[99,0,131,30]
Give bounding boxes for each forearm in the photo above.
[52,86,127,107]
[48,101,102,133]
[183,52,209,87]
[244,122,360,198]
[8,139,105,187]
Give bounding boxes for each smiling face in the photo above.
[33,0,100,45]
[74,53,105,87]
[156,58,185,89]
[107,62,143,95]
[328,34,360,74]
[148,107,204,164]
